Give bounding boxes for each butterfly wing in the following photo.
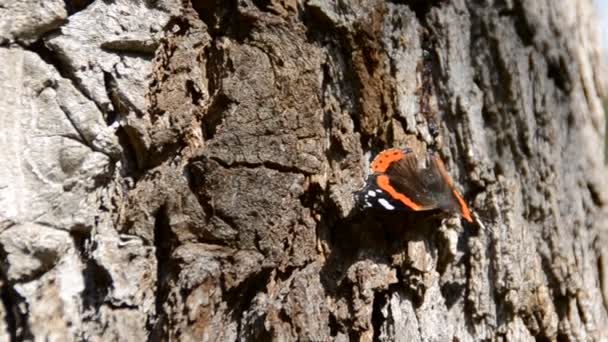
[358,148,437,211]
[427,154,472,222]
[359,148,473,222]
[356,174,413,211]
[379,151,447,211]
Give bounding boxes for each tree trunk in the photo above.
[1,0,607,340]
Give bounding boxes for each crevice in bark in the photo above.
[106,302,139,311]
[536,251,569,339]
[440,270,466,309]
[605,99,608,164]
[105,60,148,117]
[100,41,159,57]
[150,205,176,341]
[224,268,273,341]
[70,229,90,260]
[28,37,71,78]
[328,311,340,338]
[185,79,203,106]
[318,215,358,293]
[0,244,33,342]
[534,330,555,342]
[250,0,273,13]
[102,71,121,125]
[150,205,177,338]
[538,252,564,312]
[489,41,515,105]
[81,255,112,312]
[57,103,111,157]
[398,0,442,22]
[204,43,225,97]
[371,290,388,341]
[192,0,255,42]
[299,181,328,219]
[546,57,570,93]
[162,16,192,37]
[509,0,534,47]
[202,94,232,140]
[557,331,570,342]
[27,36,111,115]
[191,0,234,37]
[0,283,16,342]
[597,252,608,314]
[208,156,314,175]
[121,54,183,175]
[207,214,239,247]
[142,141,183,174]
[63,0,94,15]
[115,126,142,179]
[275,306,296,337]
[0,282,32,342]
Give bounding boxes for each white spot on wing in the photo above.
[367,190,376,197]
[378,198,395,210]
[375,189,382,193]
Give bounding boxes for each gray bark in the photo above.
[1,0,607,341]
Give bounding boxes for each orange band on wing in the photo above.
[377,175,422,210]
[452,190,473,222]
[371,148,406,173]
[432,154,473,222]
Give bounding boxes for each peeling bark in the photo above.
[1,0,607,340]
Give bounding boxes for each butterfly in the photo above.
[355,147,472,222]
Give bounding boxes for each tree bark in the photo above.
[1,0,607,340]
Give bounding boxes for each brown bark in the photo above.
[1,0,607,340]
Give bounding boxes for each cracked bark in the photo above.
[1,0,608,341]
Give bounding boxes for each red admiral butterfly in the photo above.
[356,147,473,222]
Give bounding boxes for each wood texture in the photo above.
[1,0,607,340]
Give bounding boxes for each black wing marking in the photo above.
[355,174,409,210]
